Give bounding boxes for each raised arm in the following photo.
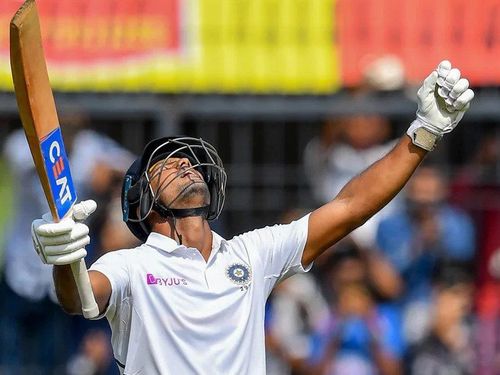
[302,61,474,265]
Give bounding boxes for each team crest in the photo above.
[226,263,252,285]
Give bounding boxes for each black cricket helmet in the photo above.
[122,136,227,241]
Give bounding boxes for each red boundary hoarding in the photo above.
[337,0,500,86]
[1,0,181,64]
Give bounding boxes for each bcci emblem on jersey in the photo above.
[226,263,252,286]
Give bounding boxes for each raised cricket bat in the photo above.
[10,0,99,319]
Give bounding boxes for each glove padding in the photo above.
[407,60,474,151]
[32,200,97,265]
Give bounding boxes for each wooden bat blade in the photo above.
[10,0,98,319]
[10,0,77,221]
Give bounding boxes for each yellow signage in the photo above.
[0,0,339,93]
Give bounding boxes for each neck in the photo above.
[432,318,463,351]
[151,215,213,261]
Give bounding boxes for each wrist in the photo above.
[407,119,443,151]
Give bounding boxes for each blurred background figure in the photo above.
[266,208,403,375]
[303,55,406,250]
[66,330,113,375]
[265,209,329,375]
[308,243,404,375]
[303,114,398,248]
[376,165,475,345]
[360,55,406,93]
[451,132,500,287]
[407,263,475,375]
[451,132,500,375]
[266,272,328,375]
[0,113,135,374]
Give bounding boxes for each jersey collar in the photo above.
[145,231,226,254]
[211,231,226,252]
[145,232,180,253]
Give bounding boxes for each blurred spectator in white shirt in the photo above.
[303,115,399,248]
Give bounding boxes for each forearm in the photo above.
[365,251,403,299]
[373,352,402,375]
[335,136,426,229]
[315,339,339,375]
[53,265,83,315]
[371,338,403,375]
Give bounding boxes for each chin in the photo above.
[178,181,210,206]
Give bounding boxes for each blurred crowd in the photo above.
[266,116,500,375]
[0,109,499,375]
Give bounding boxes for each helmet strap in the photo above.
[153,202,210,219]
[152,202,210,245]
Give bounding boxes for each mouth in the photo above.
[180,169,203,181]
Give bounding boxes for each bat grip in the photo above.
[70,259,100,319]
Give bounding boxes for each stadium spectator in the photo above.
[303,114,399,248]
[309,244,404,375]
[376,165,475,344]
[451,131,500,288]
[450,132,500,375]
[266,273,328,375]
[67,329,113,375]
[303,54,407,249]
[265,209,329,375]
[407,263,475,375]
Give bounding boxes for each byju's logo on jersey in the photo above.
[146,273,187,286]
[225,263,252,286]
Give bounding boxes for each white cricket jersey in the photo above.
[90,214,311,375]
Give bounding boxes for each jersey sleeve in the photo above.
[90,250,131,321]
[241,213,312,284]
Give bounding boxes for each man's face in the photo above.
[148,157,210,209]
[406,167,446,219]
[434,282,473,324]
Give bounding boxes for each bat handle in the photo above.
[70,259,100,319]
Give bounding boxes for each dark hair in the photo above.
[432,261,474,289]
[321,242,363,271]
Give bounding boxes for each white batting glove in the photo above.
[407,60,474,151]
[31,200,97,266]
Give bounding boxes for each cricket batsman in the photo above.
[31,61,474,374]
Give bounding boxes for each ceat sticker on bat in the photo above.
[40,127,77,219]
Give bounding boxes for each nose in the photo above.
[177,157,191,169]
